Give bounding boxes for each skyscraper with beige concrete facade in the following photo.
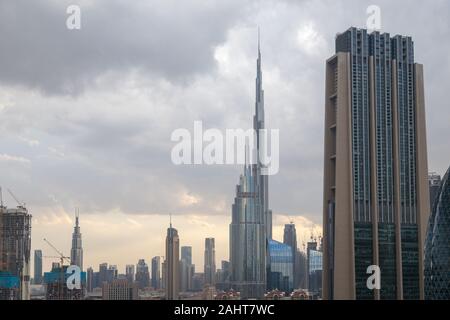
[322,27,430,300]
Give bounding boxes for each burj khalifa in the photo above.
[230,32,272,299]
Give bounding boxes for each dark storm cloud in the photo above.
[0,0,241,95]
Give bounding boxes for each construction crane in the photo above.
[43,238,71,300]
[7,188,26,208]
[43,238,71,267]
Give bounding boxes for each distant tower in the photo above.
[135,259,150,289]
[180,247,194,292]
[34,250,43,285]
[283,224,298,287]
[165,216,180,300]
[125,264,135,283]
[151,256,161,289]
[204,238,216,286]
[70,209,83,270]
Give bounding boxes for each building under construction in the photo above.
[44,264,86,300]
[0,271,20,300]
[0,193,32,300]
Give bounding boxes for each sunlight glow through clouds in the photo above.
[296,22,327,56]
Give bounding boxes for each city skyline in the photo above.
[0,0,449,286]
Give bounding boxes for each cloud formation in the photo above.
[0,0,449,268]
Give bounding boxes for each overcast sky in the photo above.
[0,0,449,273]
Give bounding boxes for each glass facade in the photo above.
[425,167,450,299]
[354,223,373,299]
[378,224,397,299]
[267,240,293,293]
[308,249,323,295]
[230,164,266,298]
[335,28,421,299]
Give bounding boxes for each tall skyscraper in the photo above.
[151,256,161,289]
[424,166,450,299]
[180,246,193,292]
[86,267,94,292]
[0,202,32,300]
[253,33,272,243]
[135,259,150,289]
[165,219,180,300]
[34,250,43,285]
[283,224,298,287]
[230,32,270,299]
[70,210,83,270]
[125,264,135,283]
[204,238,216,286]
[323,27,430,300]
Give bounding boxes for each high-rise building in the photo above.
[307,239,322,297]
[102,278,138,300]
[424,166,450,299]
[267,240,294,293]
[230,34,270,299]
[204,238,216,286]
[151,256,161,289]
[125,264,135,284]
[34,250,43,285]
[283,224,298,288]
[108,265,118,283]
[135,259,150,289]
[429,172,442,209]
[70,210,83,271]
[0,202,32,300]
[86,267,94,292]
[165,220,180,300]
[323,27,430,300]
[98,263,108,286]
[181,246,192,266]
[180,260,194,293]
[180,246,193,292]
